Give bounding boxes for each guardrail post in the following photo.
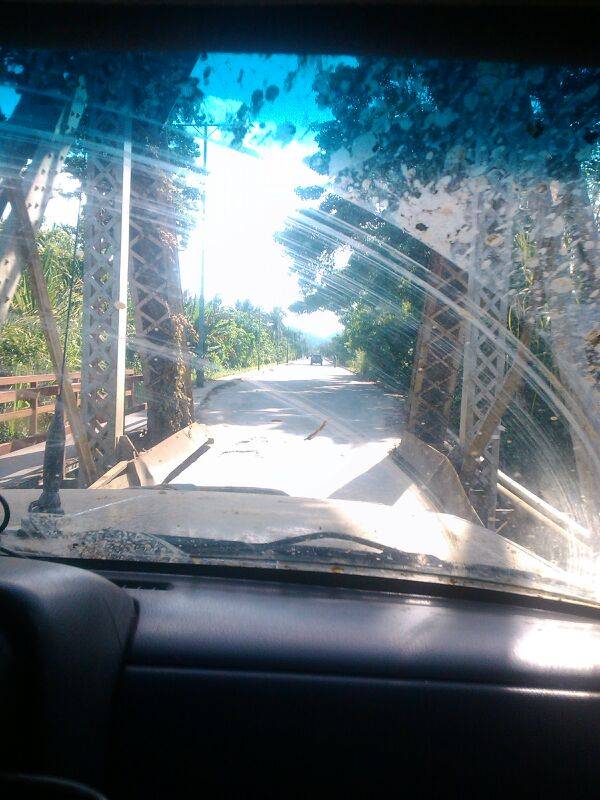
[28,381,38,437]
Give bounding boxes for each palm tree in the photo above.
[0,225,83,375]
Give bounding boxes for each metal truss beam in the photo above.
[0,81,86,327]
[129,152,193,446]
[459,175,516,527]
[406,251,468,452]
[9,185,97,485]
[80,108,132,473]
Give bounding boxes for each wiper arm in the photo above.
[145,485,289,496]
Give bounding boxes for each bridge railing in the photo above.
[0,370,144,455]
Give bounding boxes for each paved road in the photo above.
[176,361,415,506]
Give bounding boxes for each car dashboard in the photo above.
[1,555,600,797]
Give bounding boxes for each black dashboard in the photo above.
[2,556,599,797]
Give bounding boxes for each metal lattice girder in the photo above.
[0,81,86,326]
[129,154,194,445]
[406,251,468,451]
[533,184,600,529]
[459,174,516,527]
[80,108,132,473]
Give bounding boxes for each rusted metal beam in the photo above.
[459,173,517,528]
[88,460,129,489]
[8,185,97,485]
[129,153,194,446]
[497,469,590,544]
[131,422,212,487]
[460,322,532,485]
[406,251,468,450]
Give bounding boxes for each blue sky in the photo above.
[0,84,19,117]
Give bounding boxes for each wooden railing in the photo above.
[0,370,144,455]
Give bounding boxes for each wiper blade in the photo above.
[253,531,422,560]
[163,531,583,594]
[165,530,446,568]
[4,525,437,569]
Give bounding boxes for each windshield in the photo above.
[0,48,598,604]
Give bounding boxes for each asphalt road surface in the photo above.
[176,360,415,506]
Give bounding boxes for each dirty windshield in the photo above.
[0,49,599,604]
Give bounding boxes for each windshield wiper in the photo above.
[221,531,431,563]
[3,525,586,598]
[163,531,584,594]
[163,530,461,572]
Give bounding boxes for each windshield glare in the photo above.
[0,48,598,604]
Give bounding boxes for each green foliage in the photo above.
[339,301,417,391]
[323,332,353,366]
[183,293,307,376]
[0,225,84,443]
[318,296,418,393]
[0,225,83,375]
[281,196,423,393]
[0,224,141,378]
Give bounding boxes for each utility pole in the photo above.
[196,123,208,387]
[257,308,262,371]
[275,315,281,363]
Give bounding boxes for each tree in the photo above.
[0,225,119,446]
[182,293,307,376]
[0,222,141,373]
[280,195,424,390]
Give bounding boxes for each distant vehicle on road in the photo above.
[310,354,323,365]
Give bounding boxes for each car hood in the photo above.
[0,487,593,603]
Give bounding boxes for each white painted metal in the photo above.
[80,111,131,472]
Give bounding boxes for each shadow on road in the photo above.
[329,453,414,505]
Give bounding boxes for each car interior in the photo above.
[1,1,599,798]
